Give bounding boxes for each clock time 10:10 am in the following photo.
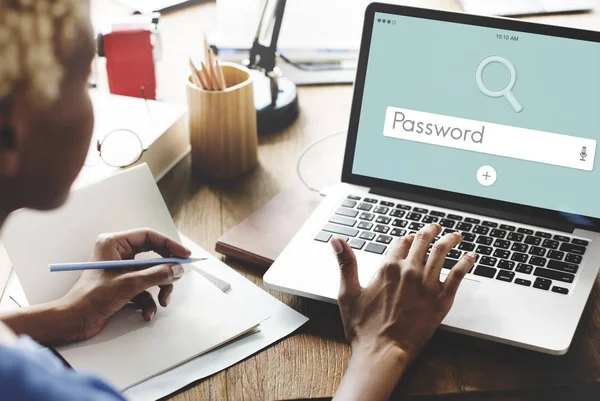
[496,33,519,41]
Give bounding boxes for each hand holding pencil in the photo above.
[189,36,227,91]
[56,229,194,341]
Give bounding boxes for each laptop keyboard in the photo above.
[314,194,591,296]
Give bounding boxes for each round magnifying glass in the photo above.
[475,55,523,113]
[98,129,144,168]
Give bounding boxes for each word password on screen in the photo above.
[382,106,596,171]
[392,111,485,144]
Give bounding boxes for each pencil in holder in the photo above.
[186,62,259,179]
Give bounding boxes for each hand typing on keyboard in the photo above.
[330,224,476,401]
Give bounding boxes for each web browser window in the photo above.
[352,12,600,218]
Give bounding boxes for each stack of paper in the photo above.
[1,164,306,396]
[126,233,308,400]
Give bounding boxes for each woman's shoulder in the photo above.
[0,336,126,401]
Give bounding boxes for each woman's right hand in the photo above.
[1,229,191,347]
[331,223,476,401]
[62,228,191,341]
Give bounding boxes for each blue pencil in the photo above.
[49,257,207,272]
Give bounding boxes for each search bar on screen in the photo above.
[383,107,596,171]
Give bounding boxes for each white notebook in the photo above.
[1,164,268,390]
[4,163,184,304]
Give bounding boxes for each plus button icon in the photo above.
[477,165,497,187]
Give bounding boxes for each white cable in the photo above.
[296,130,347,195]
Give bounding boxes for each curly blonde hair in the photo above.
[0,0,90,107]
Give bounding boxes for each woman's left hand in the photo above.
[61,228,191,341]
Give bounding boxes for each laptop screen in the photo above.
[351,11,600,220]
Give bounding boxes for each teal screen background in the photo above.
[352,12,600,219]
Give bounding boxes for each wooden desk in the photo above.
[90,1,600,400]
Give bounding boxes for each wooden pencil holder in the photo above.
[186,62,259,179]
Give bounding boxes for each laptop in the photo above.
[459,0,594,17]
[264,2,600,355]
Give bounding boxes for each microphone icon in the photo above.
[580,146,588,162]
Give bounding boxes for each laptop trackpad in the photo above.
[442,276,482,325]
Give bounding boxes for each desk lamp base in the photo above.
[250,69,299,135]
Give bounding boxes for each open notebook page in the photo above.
[4,164,186,304]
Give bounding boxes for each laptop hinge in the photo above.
[370,187,575,233]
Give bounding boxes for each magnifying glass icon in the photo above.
[476,55,523,113]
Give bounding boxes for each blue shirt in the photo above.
[0,336,125,401]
